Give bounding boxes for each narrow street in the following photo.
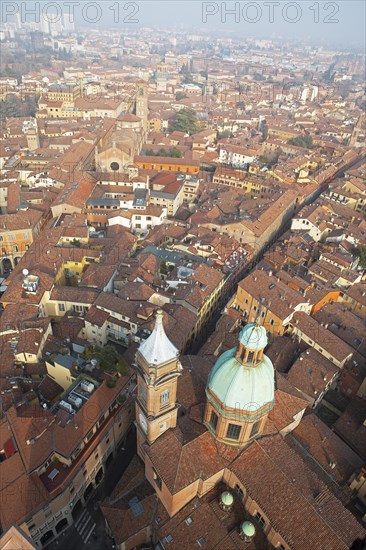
[47,429,136,550]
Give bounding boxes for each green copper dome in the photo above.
[220,491,234,506]
[241,521,256,537]
[207,347,275,412]
[239,323,268,350]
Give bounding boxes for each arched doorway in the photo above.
[106,452,113,468]
[95,466,104,486]
[55,517,68,534]
[1,258,12,274]
[83,482,93,502]
[71,499,83,522]
[40,530,54,546]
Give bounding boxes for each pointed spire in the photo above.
[138,309,178,365]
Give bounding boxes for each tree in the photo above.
[171,147,182,158]
[288,135,313,149]
[175,91,187,101]
[160,260,168,274]
[0,94,37,120]
[172,108,197,134]
[355,245,366,268]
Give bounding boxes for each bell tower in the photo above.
[135,80,148,134]
[135,309,181,460]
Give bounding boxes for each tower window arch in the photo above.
[160,389,170,408]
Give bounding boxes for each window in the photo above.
[235,484,243,497]
[210,411,218,431]
[247,351,254,362]
[13,245,18,252]
[160,389,170,408]
[277,545,286,550]
[255,512,266,528]
[250,421,260,438]
[59,304,65,312]
[197,537,206,546]
[270,319,274,326]
[226,423,241,440]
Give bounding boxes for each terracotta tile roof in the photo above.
[231,435,365,550]
[101,456,156,545]
[38,375,63,402]
[287,348,339,401]
[344,282,366,307]
[238,270,306,321]
[80,264,116,290]
[265,374,309,434]
[146,428,227,495]
[292,312,354,364]
[291,413,364,485]
[6,374,130,474]
[49,286,100,304]
[0,453,50,531]
[84,305,109,327]
[117,282,154,301]
[334,397,366,460]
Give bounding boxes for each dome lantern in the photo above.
[239,521,256,542]
[236,322,268,365]
[219,491,234,511]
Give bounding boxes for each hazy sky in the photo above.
[4,0,366,49]
[74,0,365,48]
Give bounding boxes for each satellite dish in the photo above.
[22,269,29,277]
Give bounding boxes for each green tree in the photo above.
[171,147,182,158]
[288,135,313,149]
[160,260,168,274]
[175,91,187,101]
[173,108,197,134]
[355,246,366,268]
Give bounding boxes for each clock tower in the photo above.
[135,309,181,460]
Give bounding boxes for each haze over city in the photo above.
[0,2,365,550]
